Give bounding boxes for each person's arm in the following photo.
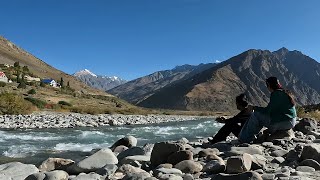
[254,92,277,115]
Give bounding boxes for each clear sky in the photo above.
[1,0,319,80]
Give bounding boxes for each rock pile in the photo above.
[0,118,320,179]
[0,112,205,129]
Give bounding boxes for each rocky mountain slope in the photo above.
[138,48,320,112]
[74,69,127,91]
[108,63,216,104]
[0,36,104,95]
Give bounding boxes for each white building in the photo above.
[0,71,8,83]
[42,79,58,87]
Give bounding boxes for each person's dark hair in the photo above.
[236,93,248,107]
[266,76,295,106]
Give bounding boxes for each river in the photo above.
[0,118,221,165]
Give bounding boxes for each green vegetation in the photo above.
[40,81,46,87]
[0,81,6,87]
[17,81,27,89]
[0,93,33,115]
[27,89,36,94]
[297,106,320,120]
[58,101,72,107]
[25,97,47,109]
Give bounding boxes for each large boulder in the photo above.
[153,167,183,177]
[174,160,203,174]
[38,158,74,172]
[267,129,295,141]
[116,164,148,175]
[198,148,220,158]
[150,142,185,167]
[249,154,267,170]
[0,162,39,180]
[117,147,145,160]
[167,150,193,165]
[67,148,118,174]
[225,146,263,156]
[300,159,320,170]
[203,160,226,174]
[122,172,151,180]
[110,136,137,150]
[300,143,320,163]
[26,170,69,180]
[294,118,318,134]
[95,164,118,176]
[119,155,150,167]
[212,171,262,180]
[70,172,102,180]
[226,153,252,174]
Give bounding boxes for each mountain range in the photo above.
[108,63,216,104]
[109,48,320,112]
[73,69,127,91]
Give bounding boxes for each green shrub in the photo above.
[17,81,27,89]
[40,81,46,87]
[0,93,34,115]
[27,89,36,94]
[58,101,72,107]
[25,97,47,109]
[0,81,6,87]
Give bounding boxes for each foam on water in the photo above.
[54,142,110,152]
[4,133,61,141]
[79,131,105,138]
[3,144,38,158]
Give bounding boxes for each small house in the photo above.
[0,71,8,83]
[41,79,58,87]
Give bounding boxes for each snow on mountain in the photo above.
[74,69,97,77]
[73,69,127,91]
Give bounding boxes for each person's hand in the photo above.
[247,105,254,112]
[215,116,226,123]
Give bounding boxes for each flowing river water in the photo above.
[0,118,221,165]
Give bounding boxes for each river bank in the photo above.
[0,112,216,129]
[1,118,320,179]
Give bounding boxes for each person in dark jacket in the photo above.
[208,93,252,144]
[239,77,297,143]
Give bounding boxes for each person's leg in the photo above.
[209,122,241,144]
[239,111,271,143]
[268,118,297,132]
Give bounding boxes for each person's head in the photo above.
[236,93,248,110]
[266,77,282,92]
[266,76,296,106]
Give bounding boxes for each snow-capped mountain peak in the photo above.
[74,69,97,77]
[73,69,127,90]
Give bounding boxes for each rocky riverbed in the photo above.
[0,112,211,129]
[1,118,320,179]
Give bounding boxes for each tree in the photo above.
[60,77,64,87]
[16,71,21,83]
[14,62,20,68]
[17,81,27,89]
[40,81,46,87]
[22,66,29,72]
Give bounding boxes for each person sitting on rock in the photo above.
[239,76,297,143]
[208,93,252,144]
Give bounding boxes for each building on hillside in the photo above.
[0,71,8,83]
[41,79,58,87]
[24,75,41,82]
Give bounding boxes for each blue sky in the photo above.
[1,0,319,80]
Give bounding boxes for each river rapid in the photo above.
[0,118,221,165]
